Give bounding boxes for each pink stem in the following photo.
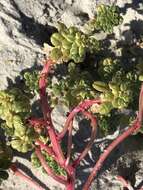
[65,120,73,166]
[35,139,56,158]
[39,59,65,165]
[139,84,143,123]
[35,139,74,176]
[83,118,141,190]
[35,147,67,185]
[72,111,97,168]
[66,179,75,190]
[116,176,134,190]
[10,164,46,190]
[58,99,101,140]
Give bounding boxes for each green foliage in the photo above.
[24,71,39,94]
[31,151,66,176]
[0,89,37,153]
[44,23,100,63]
[44,55,142,118]
[92,70,137,114]
[87,4,123,33]
[98,58,120,80]
[0,142,12,184]
[91,56,142,115]
[47,62,96,108]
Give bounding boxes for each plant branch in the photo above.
[115,176,134,190]
[39,59,65,165]
[35,139,56,158]
[58,99,101,140]
[65,120,73,166]
[83,118,141,190]
[139,84,143,124]
[35,147,67,185]
[72,111,97,167]
[10,163,46,190]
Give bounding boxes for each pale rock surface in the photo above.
[0,0,143,189]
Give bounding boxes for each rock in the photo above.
[0,0,143,190]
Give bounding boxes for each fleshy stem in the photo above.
[35,147,67,185]
[58,99,101,140]
[83,85,143,190]
[116,176,134,190]
[83,118,140,190]
[39,59,65,165]
[115,176,143,190]
[31,59,142,190]
[65,120,73,166]
[39,60,75,190]
[10,163,46,190]
[72,111,97,168]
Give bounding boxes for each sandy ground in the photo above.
[0,0,143,189]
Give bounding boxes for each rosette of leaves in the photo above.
[92,70,138,114]
[47,62,96,108]
[10,117,36,153]
[0,88,30,127]
[0,89,37,153]
[0,141,12,184]
[44,22,100,63]
[31,151,66,176]
[87,4,123,33]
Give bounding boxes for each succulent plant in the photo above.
[11,126,36,153]
[92,69,139,114]
[0,89,37,153]
[87,4,123,33]
[47,62,96,108]
[24,71,39,94]
[44,23,100,63]
[98,58,120,80]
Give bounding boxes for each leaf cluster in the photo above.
[87,4,123,33]
[24,71,39,94]
[92,58,142,115]
[0,88,37,153]
[44,23,100,63]
[47,62,96,108]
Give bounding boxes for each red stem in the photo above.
[35,147,67,185]
[39,59,65,165]
[72,111,97,168]
[83,118,141,190]
[35,139,75,179]
[37,60,143,190]
[139,84,143,123]
[35,139,56,158]
[10,163,46,190]
[66,179,75,190]
[116,176,134,190]
[58,99,101,140]
[65,120,73,166]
